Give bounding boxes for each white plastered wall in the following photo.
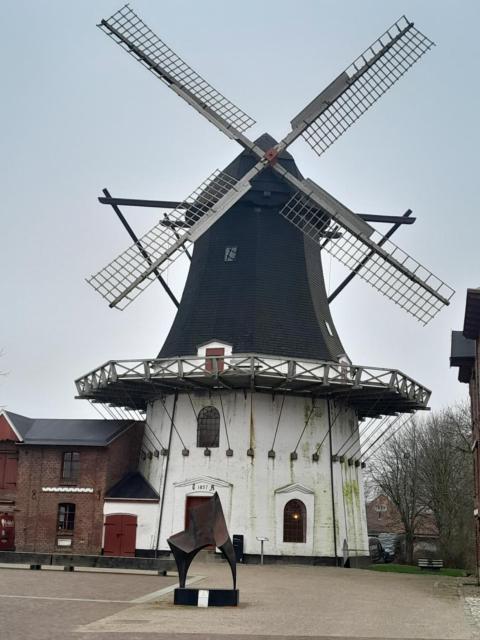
[103,501,159,551]
[138,390,368,558]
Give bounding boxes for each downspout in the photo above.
[327,397,339,566]
[154,391,178,558]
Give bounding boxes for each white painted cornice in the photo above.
[42,487,94,493]
[275,482,314,495]
[174,475,232,488]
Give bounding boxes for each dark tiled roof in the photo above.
[106,472,159,500]
[463,289,480,339]
[450,330,475,383]
[159,133,346,362]
[5,411,139,446]
[450,330,475,364]
[4,411,34,439]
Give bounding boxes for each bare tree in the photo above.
[417,402,474,568]
[369,420,426,563]
[369,402,475,568]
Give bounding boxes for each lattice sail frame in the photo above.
[91,8,454,323]
[99,4,256,134]
[279,192,454,324]
[87,170,239,309]
[294,16,435,157]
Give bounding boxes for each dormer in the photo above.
[196,340,233,373]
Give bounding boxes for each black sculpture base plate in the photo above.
[174,588,239,607]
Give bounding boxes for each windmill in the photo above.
[77,6,452,563]
[88,5,454,327]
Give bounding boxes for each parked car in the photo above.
[369,536,392,563]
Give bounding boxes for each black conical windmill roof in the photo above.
[159,134,346,362]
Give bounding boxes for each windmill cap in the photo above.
[221,132,302,184]
[253,133,295,161]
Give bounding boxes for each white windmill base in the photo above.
[140,392,369,562]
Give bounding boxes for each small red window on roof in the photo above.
[205,348,225,373]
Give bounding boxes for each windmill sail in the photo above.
[99,5,256,140]
[279,190,454,324]
[88,170,248,309]
[288,16,434,156]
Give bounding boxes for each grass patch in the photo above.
[367,563,466,577]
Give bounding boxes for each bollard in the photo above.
[256,536,269,565]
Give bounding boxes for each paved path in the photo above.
[0,567,176,640]
[0,562,477,639]
[77,562,475,639]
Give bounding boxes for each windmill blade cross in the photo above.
[278,187,454,324]
[283,15,434,157]
[87,169,254,309]
[99,4,256,145]
[90,8,453,324]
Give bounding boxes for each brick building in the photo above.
[366,495,404,537]
[366,494,438,560]
[0,411,143,554]
[450,288,480,566]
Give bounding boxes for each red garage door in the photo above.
[0,513,14,551]
[103,514,137,557]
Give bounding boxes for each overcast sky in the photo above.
[1,0,479,419]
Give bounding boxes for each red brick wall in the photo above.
[14,423,143,554]
[366,495,404,535]
[367,494,438,537]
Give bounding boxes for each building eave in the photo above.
[104,498,159,503]
[463,289,480,339]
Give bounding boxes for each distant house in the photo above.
[366,494,438,560]
[0,410,145,555]
[367,494,404,536]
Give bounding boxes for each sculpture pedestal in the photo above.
[174,588,239,607]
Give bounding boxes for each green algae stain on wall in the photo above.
[342,479,360,505]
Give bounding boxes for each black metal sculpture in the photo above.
[167,492,236,589]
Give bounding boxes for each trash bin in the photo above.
[232,534,244,563]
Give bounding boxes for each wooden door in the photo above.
[103,514,137,557]
[185,496,211,528]
[0,513,14,551]
[205,348,225,373]
[121,515,137,557]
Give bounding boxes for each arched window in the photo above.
[283,499,306,543]
[197,406,220,448]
